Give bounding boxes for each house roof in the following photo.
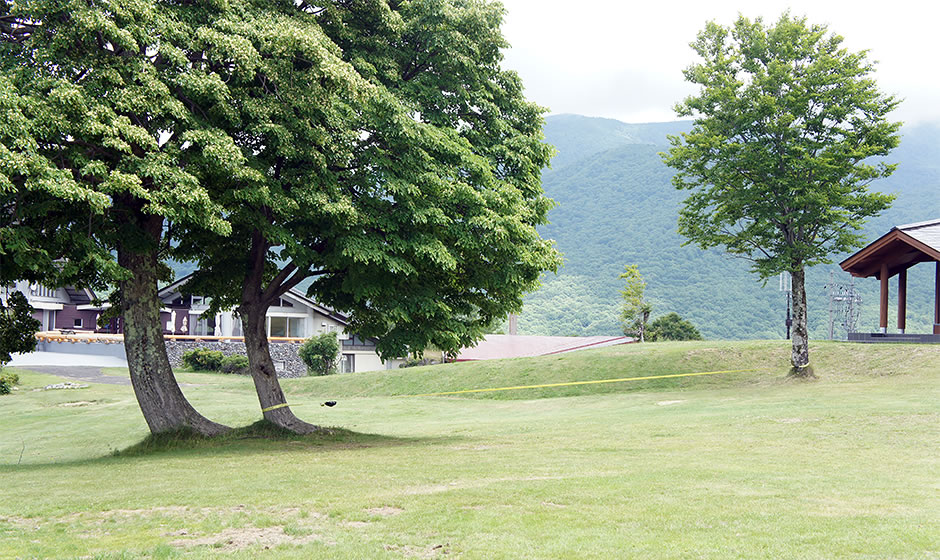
[456,334,632,361]
[157,272,351,326]
[840,219,940,279]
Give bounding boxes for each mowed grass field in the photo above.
[1,340,938,559]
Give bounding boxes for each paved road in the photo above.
[16,365,131,386]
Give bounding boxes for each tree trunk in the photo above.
[118,215,229,436]
[789,266,813,377]
[239,301,322,434]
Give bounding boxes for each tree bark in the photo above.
[118,214,229,436]
[239,300,322,434]
[789,266,813,376]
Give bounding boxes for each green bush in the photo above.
[0,370,19,395]
[299,332,339,376]
[181,348,225,371]
[220,354,250,375]
[648,313,703,342]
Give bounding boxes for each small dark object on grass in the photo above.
[322,401,337,407]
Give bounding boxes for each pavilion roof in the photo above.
[840,219,940,279]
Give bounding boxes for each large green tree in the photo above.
[662,13,900,374]
[176,0,559,433]
[0,1,233,434]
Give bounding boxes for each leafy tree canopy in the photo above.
[619,264,651,341]
[663,12,900,279]
[0,291,39,364]
[178,0,559,359]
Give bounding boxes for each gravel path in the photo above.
[19,366,131,386]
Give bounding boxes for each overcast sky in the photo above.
[499,0,940,125]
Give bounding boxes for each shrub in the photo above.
[648,313,703,342]
[181,348,225,371]
[0,370,19,395]
[220,354,250,375]
[299,332,339,376]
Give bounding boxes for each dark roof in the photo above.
[840,219,940,279]
[157,272,350,326]
[64,286,94,305]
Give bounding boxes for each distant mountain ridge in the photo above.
[520,114,940,339]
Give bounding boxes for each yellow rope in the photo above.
[261,402,290,413]
[402,368,760,398]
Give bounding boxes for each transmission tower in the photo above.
[825,271,862,339]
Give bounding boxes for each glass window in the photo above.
[73,318,83,328]
[232,318,243,337]
[341,353,355,373]
[269,316,287,337]
[288,317,305,338]
[192,315,215,336]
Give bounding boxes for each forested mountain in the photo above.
[519,115,940,339]
[170,114,938,341]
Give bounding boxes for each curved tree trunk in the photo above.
[239,301,322,434]
[790,266,813,376]
[118,214,229,436]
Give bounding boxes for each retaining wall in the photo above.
[164,339,307,378]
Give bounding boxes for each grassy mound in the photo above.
[284,340,940,400]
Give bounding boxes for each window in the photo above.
[73,318,83,329]
[192,315,215,336]
[268,316,287,337]
[277,298,294,308]
[268,316,305,338]
[343,334,375,348]
[341,354,355,373]
[232,319,243,337]
[190,295,205,306]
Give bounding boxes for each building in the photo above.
[157,274,401,373]
[1,281,116,333]
[840,218,940,342]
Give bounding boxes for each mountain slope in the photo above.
[521,115,940,339]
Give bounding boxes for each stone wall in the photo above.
[164,339,308,378]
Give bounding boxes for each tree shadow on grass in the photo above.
[0,420,462,471]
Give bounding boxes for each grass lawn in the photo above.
[0,340,937,559]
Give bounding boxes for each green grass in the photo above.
[1,340,937,559]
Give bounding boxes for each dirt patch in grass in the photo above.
[384,543,451,558]
[59,504,321,525]
[367,506,404,516]
[171,526,328,550]
[0,514,40,530]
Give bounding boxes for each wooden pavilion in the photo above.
[840,219,940,341]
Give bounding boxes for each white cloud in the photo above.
[499,0,940,124]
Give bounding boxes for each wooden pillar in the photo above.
[897,268,907,334]
[879,263,889,333]
[934,261,940,335]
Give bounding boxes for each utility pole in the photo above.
[826,270,835,340]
